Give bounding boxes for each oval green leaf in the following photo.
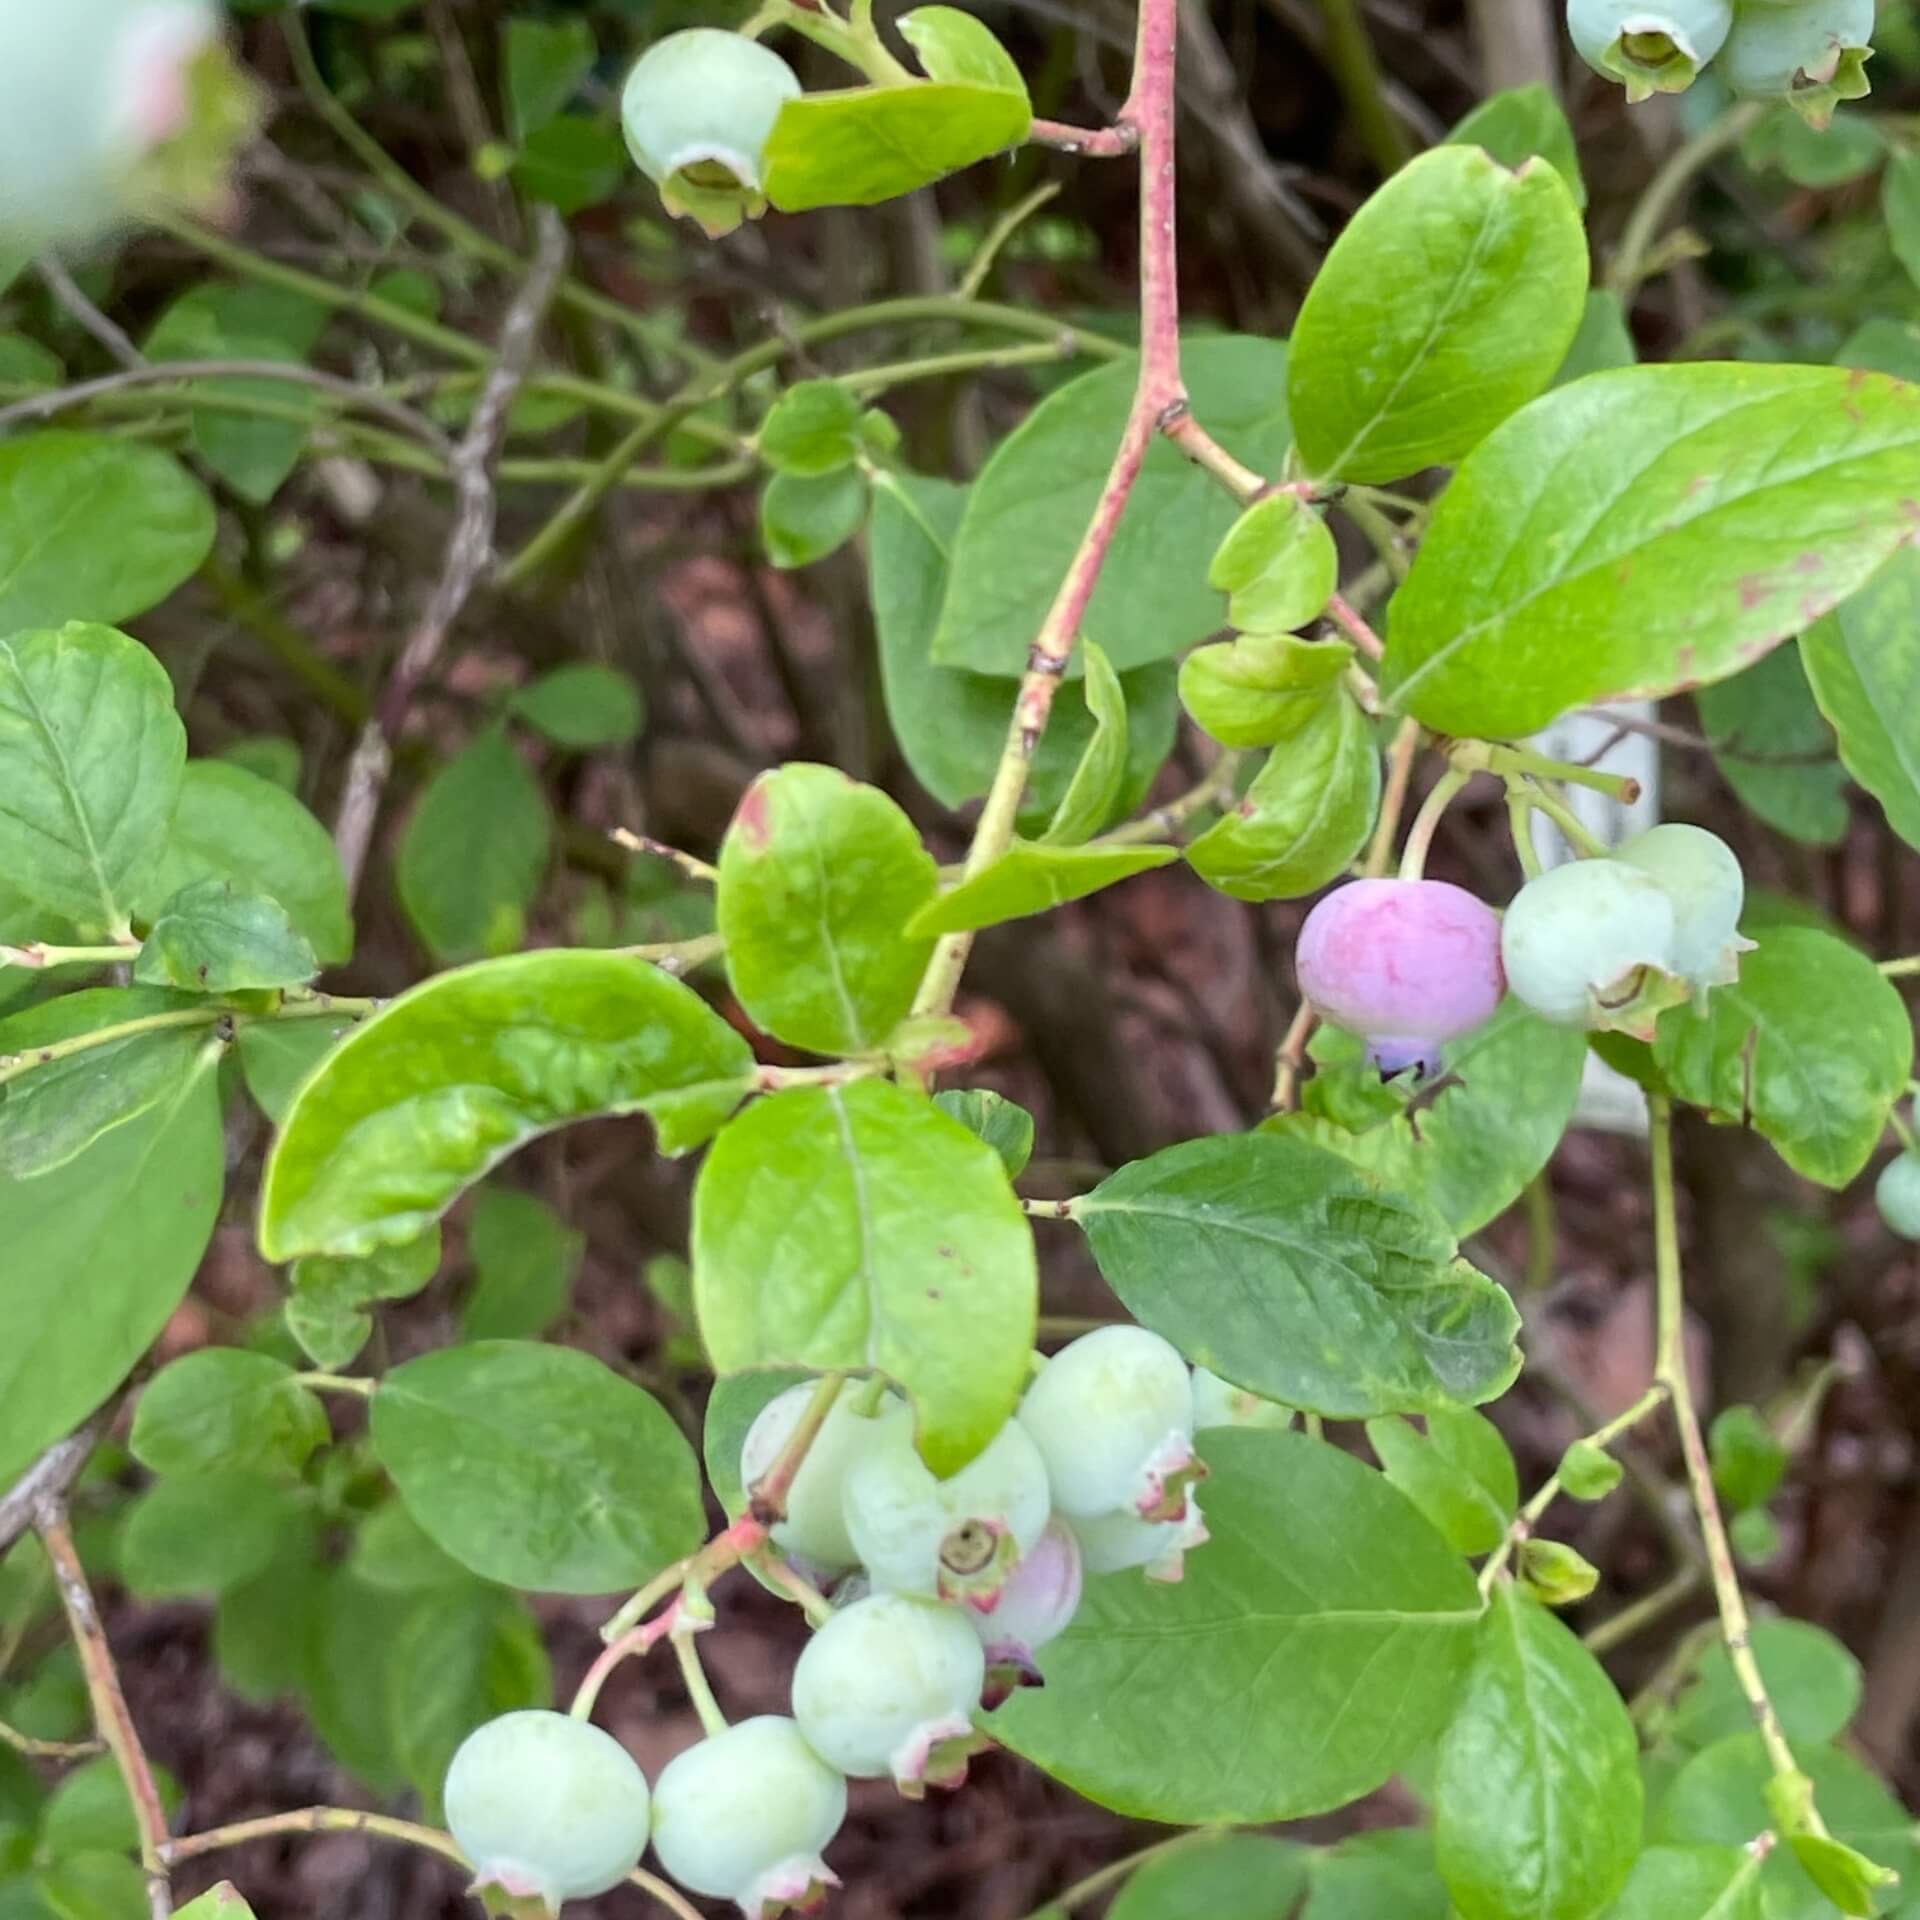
[1109,1834,1312,1920]
[1598,1847,1765,1920]
[134,879,317,993]
[906,841,1177,937]
[258,951,755,1260]
[691,1079,1036,1474]
[130,1350,329,1480]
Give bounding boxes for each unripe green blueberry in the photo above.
[1500,858,1686,1035]
[620,29,800,238]
[841,1417,1051,1611]
[1192,1365,1295,1433]
[1718,0,1873,121]
[791,1593,987,1794]
[650,1716,845,1919]
[1876,1154,1920,1241]
[0,0,222,253]
[739,1382,910,1576]
[1069,1493,1209,1584]
[1567,0,1731,98]
[444,1710,652,1910]
[973,1518,1084,1705]
[1018,1327,1202,1522]
[1618,823,1753,991]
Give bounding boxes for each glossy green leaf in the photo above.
[757,380,865,477]
[1208,493,1340,633]
[1178,630,1352,749]
[1366,1409,1517,1556]
[1446,86,1586,207]
[1802,548,1920,852]
[760,467,868,568]
[898,5,1025,87]
[1598,1847,1766,1920]
[134,880,316,992]
[0,624,185,936]
[1109,1833,1312,1920]
[502,14,595,139]
[130,1350,328,1479]
[144,281,330,502]
[907,841,1176,936]
[287,1229,441,1371]
[371,1340,704,1593]
[1650,928,1910,1187]
[259,951,754,1260]
[1667,1619,1862,1752]
[1072,1131,1522,1417]
[1288,147,1587,484]
[0,434,213,636]
[1436,1585,1642,1920]
[1696,643,1848,847]
[136,761,353,968]
[1271,999,1588,1233]
[994,1429,1482,1820]
[459,1186,582,1342]
[692,1080,1036,1474]
[510,663,645,750]
[1041,642,1128,844]
[869,471,1179,822]
[932,1088,1035,1179]
[396,726,551,963]
[717,762,937,1055]
[172,1887,258,1920]
[120,1470,299,1599]
[935,338,1292,676]
[1555,290,1637,385]
[1384,365,1920,737]
[0,1053,222,1484]
[1186,689,1379,901]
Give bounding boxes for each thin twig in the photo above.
[35,255,142,367]
[0,1419,104,1556]
[333,208,570,897]
[1027,117,1142,156]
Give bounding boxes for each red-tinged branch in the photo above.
[913,0,1184,1022]
[1325,590,1385,661]
[1028,117,1141,157]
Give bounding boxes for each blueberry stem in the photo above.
[1396,767,1471,880]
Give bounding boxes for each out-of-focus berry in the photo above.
[972,1519,1084,1705]
[740,1382,909,1577]
[1500,858,1687,1037]
[1618,823,1753,994]
[1567,0,1731,97]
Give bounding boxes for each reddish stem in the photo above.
[1326,590,1386,662]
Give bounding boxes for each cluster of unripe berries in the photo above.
[443,1329,1281,1918]
[1297,823,1750,1074]
[1567,0,1872,118]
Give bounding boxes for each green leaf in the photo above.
[1072,1131,1522,1418]
[173,1888,258,1920]
[370,1340,704,1593]
[934,338,1293,676]
[0,1054,222,1483]
[757,380,866,477]
[932,1088,1035,1179]
[212,1528,325,1711]
[34,1855,148,1920]
[130,1350,328,1478]
[0,433,213,636]
[1109,1834,1312,1920]
[1560,1439,1622,1501]
[1668,1619,1862,1752]
[869,472,1179,823]
[396,726,551,964]
[1446,86,1586,207]
[907,841,1176,936]
[1650,927,1910,1187]
[507,115,626,216]
[764,73,1029,213]
[0,625,185,936]
[0,989,207,1180]
[1269,1000,1589,1234]
[1886,149,1920,293]
[1366,1409,1517,1555]
[39,1757,181,1859]
[898,5,1026,88]
[135,760,353,967]
[237,1016,353,1125]
[502,15,595,140]
[144,281,331,503]
[459,1186,582,1342]
[1178,630,1352,749]
[1041,642,1128,844]
[993,1428,1482,1821]
[304,1572,412,1794]
[348,1501,469,1592]
[1207,492,1339,634]
[1287,147,1587,484]
[134,879,317,992]
[1383,365,1920,737]
[1709,1404,1786,1513]
[287,1229,441,1370]
[1802,548,1920,852]
[692,1080,1036,1475]
[1598,1847,1766,1920]
[121,1470,301,1599]
[1696,643,1849,848]
[760,467,868,569]
[258,951,754,1260]
[1555,290,1638,385]
[717,762,937,1056]
[1303,1832,1451,1920]
[1186,690,1379,901]
[1746,105,1882,188]
[1435,1586,1643,1920]
[509,663,645,750]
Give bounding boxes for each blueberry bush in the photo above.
[3,0,1920,1917]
